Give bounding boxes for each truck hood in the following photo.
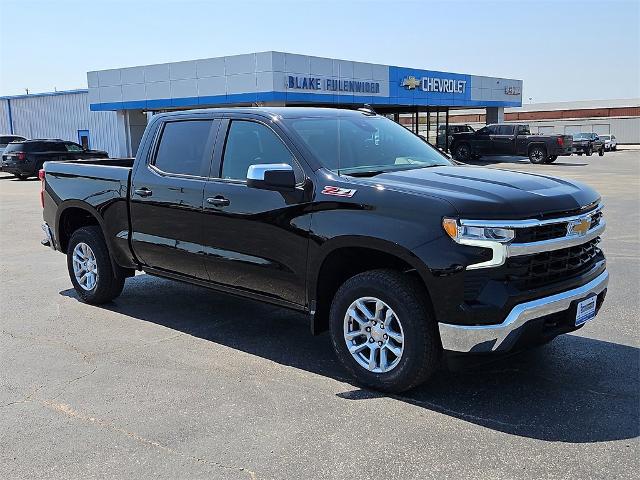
[363,166,600,219]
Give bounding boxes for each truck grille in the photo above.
[505,238,602,290]
[514,210,603,243]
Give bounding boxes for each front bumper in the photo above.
[438,269,608,353]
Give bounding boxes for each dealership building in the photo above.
[0,51,523,156]
[1,51,637,157]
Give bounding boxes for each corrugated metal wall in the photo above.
[2,92,120,155]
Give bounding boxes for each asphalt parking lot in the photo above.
[1,149,638,479]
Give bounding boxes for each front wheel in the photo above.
[586,145,593,156]
[529,145,547,164]
[67,226,125,304]
[598,147,604,156]
[453,143,472,162]
[329,269,440,393]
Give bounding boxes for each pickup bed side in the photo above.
[42,158,137,270]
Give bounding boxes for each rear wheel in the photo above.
[545,155,558,163]
[329,269,440,393]
[14,174,29,180]
[453,143,472,162]
[598,147,604,156]
[528,145,547,164]
[67,226,125,304]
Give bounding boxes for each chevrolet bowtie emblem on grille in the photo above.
[567,217,591,237]
[401,76,421,90]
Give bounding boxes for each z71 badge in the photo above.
[321,186,357,198]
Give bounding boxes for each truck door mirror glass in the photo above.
[247,164,296,190]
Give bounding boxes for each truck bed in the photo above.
[42,157,135,268]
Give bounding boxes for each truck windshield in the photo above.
[573,133,588,139]
[285,115,451,175]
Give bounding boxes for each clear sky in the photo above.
[1,0,638,103]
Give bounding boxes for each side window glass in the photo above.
[497,125,514,135]
[221,120,301,182]
[65,142,84,152]
[153,120,213,176]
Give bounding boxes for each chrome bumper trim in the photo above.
[41,222,56,251]
[438,270,609,353]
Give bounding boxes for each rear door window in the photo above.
[65,142,84,152]
[497,125,515,135]
[152,120,215,177]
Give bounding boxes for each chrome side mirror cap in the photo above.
[247,163,296,190]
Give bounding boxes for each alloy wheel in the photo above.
[72,242,98,291]
[343,297,405,373]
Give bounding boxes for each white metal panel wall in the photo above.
[7,92,120,155]
[0,100,10,133]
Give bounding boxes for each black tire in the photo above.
[14,174,30,180]
[598,147,604,156]
[545,155,558,163]
[612,146,617,151]
[586,145,593,156]
[528,145,547,164]
[329,269,440,393]
[453,143,472,162]
[67,226,125,304]
[577,152,583,156]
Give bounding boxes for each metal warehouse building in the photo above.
[1,51,523,157]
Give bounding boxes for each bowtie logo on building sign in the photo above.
[401,76,421,90]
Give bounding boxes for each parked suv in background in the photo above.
[0,134,27,150]
[1,139,108,179]
[572,133,604,156]
[600,134,617,151]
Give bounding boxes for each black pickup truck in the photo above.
[450,123,573,164]
[40,107,608,392]
[572,133,605,156]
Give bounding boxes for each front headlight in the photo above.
[442,218,514,243]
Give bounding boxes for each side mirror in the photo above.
[247,163,296,191]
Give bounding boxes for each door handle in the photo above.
[206,196,230,207]
[134,187,153,197]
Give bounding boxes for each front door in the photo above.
[473,125,495,154]
[201,118,311,307]
[130,118,220,279]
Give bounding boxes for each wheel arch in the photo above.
[308,237,435,335]
[56,201,134,276]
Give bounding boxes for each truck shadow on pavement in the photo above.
[61,273,639,444]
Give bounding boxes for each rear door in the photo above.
[129,117,220,279]
[491,125,516,154]
[201,116,311,307]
